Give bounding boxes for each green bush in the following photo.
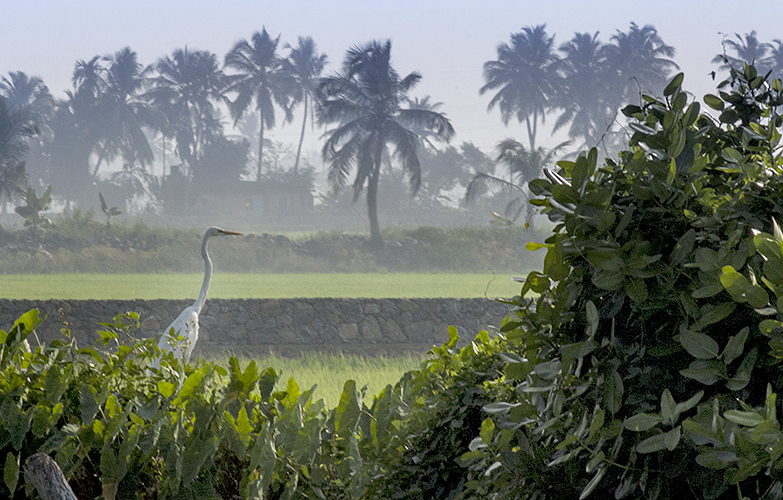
[452,64,783,499]
[0,310,379,499]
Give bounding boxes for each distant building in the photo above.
[163,169,314,216]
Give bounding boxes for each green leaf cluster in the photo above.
[0,309,414,499]
[453,64,783,499]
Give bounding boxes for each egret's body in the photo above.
[149,226,242,369]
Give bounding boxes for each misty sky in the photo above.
[4,0,783,154]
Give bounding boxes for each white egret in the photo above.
[149,226,242,370]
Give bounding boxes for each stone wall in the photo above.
[0,298,511,357]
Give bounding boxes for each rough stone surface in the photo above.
[0,298,510,356]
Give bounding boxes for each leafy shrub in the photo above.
[0,310,378,499]
[453,64,783,499]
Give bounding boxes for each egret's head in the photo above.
[205,226,243,238]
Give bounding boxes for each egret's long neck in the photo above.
[193,233,213,312]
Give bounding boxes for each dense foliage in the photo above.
[455,64,783,499]
[9,63,783,499]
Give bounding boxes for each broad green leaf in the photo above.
[79,385,100,425]
[525,241,550,251]
[695,301,737,330]
[604,370,624,415]
[178,370,204,400]
[661,389,677,425]
[585,300,599,337]
[587,408,605,443]
[592,270,625,291]
[157,381,175,400]
[664,425,681,450]
[504,361,532,380]
[674,391,704,417]
[720,266,769,308]
[636,429,676,454]
[625,279,648,303]
[483,402,521,415]
[623,412,663,432]
[578,466,606,500]
[703,94,724,110]
[3,452,18,495]
[679,329,720,359]
[725,347,757,391]
[671,229,696,264]
[724,409,764,427]
[680,360,726,385]
[335,380,361,438]
[664,72,684,96]
[695,451,735,469]
[722,327,749,365]
[480,417,495,444]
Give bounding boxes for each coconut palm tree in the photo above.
[317,40,454,248]
[149,47,226,177]
[554,32,617,147]
[0,72,55,187]
[0,72,55,123]
[768,39,783,81]
[91,47,165,179]
[606,23,678,102]
[480,25,561,151]
[224,28,293,180]
[0,97,37,213]
[713,31,772,74]
[464,138,568,225]
[284,36,327,173]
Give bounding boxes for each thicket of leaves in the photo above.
[452,64,783,499]
[0,310,402,499]
[9,63,783,500]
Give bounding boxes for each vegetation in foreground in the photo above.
[4,64,783,500]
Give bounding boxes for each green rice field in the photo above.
[224,352,424,408]
[0,272,524,300]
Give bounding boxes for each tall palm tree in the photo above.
[0,72,55,122]
[1,72,55,187]
[480,25,561,151]
[768,39,783,81]
[465,138,569,225]
[92,47,165,179]
[554,32,617,146]
[149,47,226,177]
[284,36,327,173]
[317,40,454,248]
[606,23,678,101]
[713,31,772,74]
[0,97,37,212]
[224,28,293,180]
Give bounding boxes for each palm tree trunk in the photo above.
[293,95,308,174]
[526,114,537,152]
[367,143,384,249]
[257,113,265,181]
[367,167,382,249]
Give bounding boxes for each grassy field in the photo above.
[221,352,424,408]
[0,272,524,300]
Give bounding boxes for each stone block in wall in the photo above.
[338,323,359,342]
[360,316,382,342]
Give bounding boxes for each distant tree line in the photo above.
[1,24,777,242]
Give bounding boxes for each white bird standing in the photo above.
[149,226,242,370]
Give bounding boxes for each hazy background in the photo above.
[3,0,783,232]
[4,0,781,152]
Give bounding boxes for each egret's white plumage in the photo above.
[149,226,242,370]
